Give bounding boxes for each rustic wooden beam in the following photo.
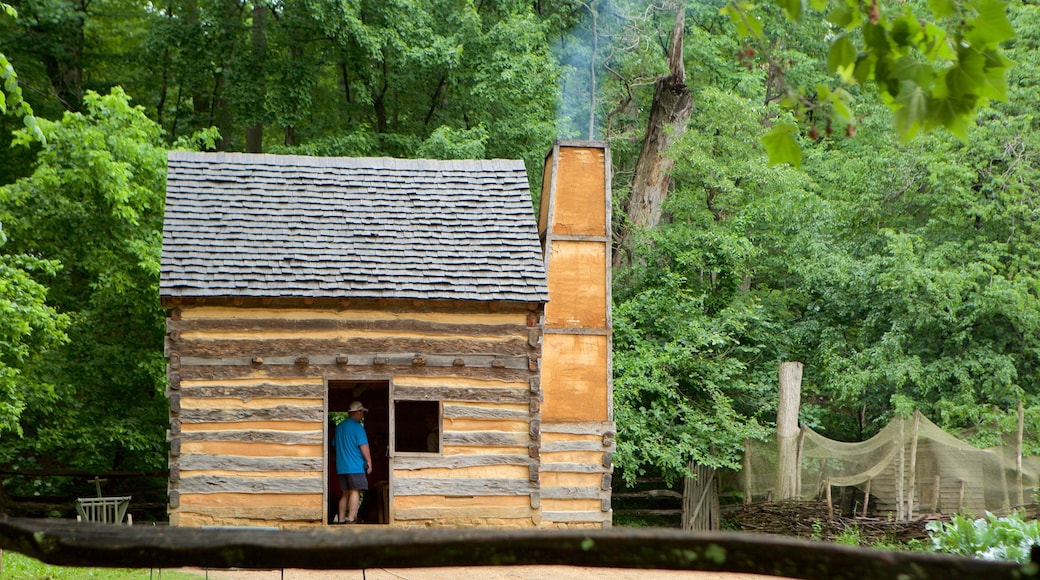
[0,516,1029,579]
[167,317,531,336]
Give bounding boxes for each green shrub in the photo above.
[926,511,1040,563]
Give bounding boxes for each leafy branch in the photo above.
[723,0,1015,166]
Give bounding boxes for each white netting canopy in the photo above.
[728,411,1040,518]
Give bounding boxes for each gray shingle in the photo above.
[160,152,549,302]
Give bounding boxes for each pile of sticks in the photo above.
[726,500,939,544]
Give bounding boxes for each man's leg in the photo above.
[337,491,348,523]
[348,489,361,522]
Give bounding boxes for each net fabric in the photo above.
[729,411,1040,518]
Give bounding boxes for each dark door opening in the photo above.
[328,380,389,525]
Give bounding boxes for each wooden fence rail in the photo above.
[0,516,1033,580]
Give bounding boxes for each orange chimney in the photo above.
[537,140,612,424]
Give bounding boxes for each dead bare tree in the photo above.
[614,4,693,268]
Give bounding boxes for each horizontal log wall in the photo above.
[166,300,541,528]
[391,378,538,527]
[537,423,615,528]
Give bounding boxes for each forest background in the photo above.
[0,0,1036,511]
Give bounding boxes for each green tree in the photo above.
[0,1,65,436]
[0,87,168,471]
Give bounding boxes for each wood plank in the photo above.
[443,418,529,432]
[176,493,321,508]
[393,478,536,496]
[179,365,534,383]
[540,451,607,463]
[393,495,529,509]
[1,516,1030,578]
[179,354,532,371]
[540,472,602,488]
[442,432,529,446]
[179,455,324,472]
[172,507,322,524]
[393,455,531,470]
[393,507,533,520]
[178,407,323,423]
[177,431,322,444]
[395,377,529,389]
[443,446,528,456]
[175,336,533,358]
[176,305,529,324]
[182,470,322,479]
[181,421,319,432]
[539,463,607,474]
[541,499,602,512]
[183,377,321,388]
[181,397,322,409]
[443,405,529,421]
[181,441,321,458]
[540,440,614,453]
[394,386,530,404]
[539,487,604,500]
[541,511,610,523]
[170,317,529,336]
[177,475,322,494]
[393,466,529,480]
[542,422,614,435]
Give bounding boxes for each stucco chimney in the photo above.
[537,140,612,424]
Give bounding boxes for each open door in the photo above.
[327,380,390,525]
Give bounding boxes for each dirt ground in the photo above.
[175,566,782,580]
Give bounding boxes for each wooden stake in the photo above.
[897,418,905,521]
[1017,400,1025,508]
[906,411,920,519]
[958,480,965,513]
[862,477,871,518]
[826,479,834,522]
[743,438,752,506]
[933,475,941,513]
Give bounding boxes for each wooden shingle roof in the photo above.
[160,152,549,302]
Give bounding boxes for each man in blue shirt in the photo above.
[333,401,372,524]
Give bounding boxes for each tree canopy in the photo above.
[0,0,1033,497]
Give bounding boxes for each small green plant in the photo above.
[834,523,864,546]
[926,511,1040,563]
[810,519,824,541]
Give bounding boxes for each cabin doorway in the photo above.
[327,380,390,525]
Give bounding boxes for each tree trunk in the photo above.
[245,4,268,153]
[614,7,692,268]
[776,361,803,500]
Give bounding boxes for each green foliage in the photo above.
[0,87,168,472]
[726,0,1018,164]
[927,512,1040,562]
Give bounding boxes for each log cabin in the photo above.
[160,140,613,528]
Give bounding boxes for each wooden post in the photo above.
[958,480,965,513]
[933,475,941,513]
[743,438,752,506]
[1017,400,1025,508]
[796,426,807,498]
[862,477,871,518]
[776,362,803,500]
[998,418,1011,511]
[825,479,834,521]
[906,411,920,519]
[897,418,905,521]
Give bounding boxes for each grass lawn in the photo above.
[0,551,203,580]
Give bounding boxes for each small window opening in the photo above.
[395,400,440,453]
